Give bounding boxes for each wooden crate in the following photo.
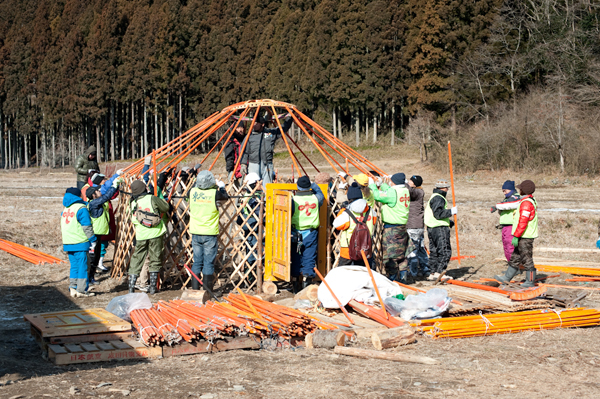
[47,338,162,365]
[24,308,131,338]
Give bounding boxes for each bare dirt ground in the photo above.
[2,145,600,399]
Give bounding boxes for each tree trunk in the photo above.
[120,102,124,160]
[373,114,377,143]
[365,110,369,142]
[143,97,148,155]
[131,101,135,160]
[53,128,56,169]
[355,109,359,146]
[154,102,158,150]
[96,123,101,163]
[391,103,395,146]
[7,126,11,169]
[111,100,115,162]
[333,107,337,138]
[166,95,170,144]
[35,131,39,167]
[337,108,341,140]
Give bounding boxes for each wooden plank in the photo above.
[109,340,132,350]
[212,337,261,352]
[64,344,84,353]
[51,339,162,365]
[162,337,261,358]
[49,331,133,345]
[24,308,131,337]
[80,343,100,352]
[96,342,116,351]
[47,344,68,354]
[162,341,210,357]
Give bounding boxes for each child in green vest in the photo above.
[490,180,520,261]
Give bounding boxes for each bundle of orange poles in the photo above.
[0,238,64,265]
[411,308,600,339]
[535,264,600,277]
[129,294,346,346]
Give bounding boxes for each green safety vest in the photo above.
[292,194,320,231]
[131,195,167,240]
[61,203,89,245]
[90,202,110,235]
[424,193,451,228]
[189,187,219,236]
[380,186,410,225]
[512,197,538,239]
[340,208,375,248]
[499,196,520,225]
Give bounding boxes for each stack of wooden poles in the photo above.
[412,308,600,339]
[0,238,64,265]
[130,293,343,346]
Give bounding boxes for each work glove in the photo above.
[194,163,201,171]
[596,237,600,249]
[338,182,348,190]
[368,177,375,186]
[375,177,383,187]
[216,180,225,189]
[112,178,123,188]
[490,206,497,213]
[116,169,123,176]
[88,169,94,173]
[144,155,152,165]
[241,164,248,175]
[338,171,347,180]
[512,237,519,247]
[451,206,458,215]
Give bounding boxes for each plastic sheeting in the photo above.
[317,266,404,308]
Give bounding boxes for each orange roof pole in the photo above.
[208,107,251,171]
[270,105,303,176]
[361,250,390,320]
[448,141,461,265]
[286,107,342,174]
[282,129,320,172]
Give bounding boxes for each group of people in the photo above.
[62,135,540,299]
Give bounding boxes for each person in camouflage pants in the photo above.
[382,224,409,279]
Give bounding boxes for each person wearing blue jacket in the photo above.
[91,170,122,272]
[85,178,122,285]
[60,188,97,298]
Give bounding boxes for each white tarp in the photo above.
[317,266,404,308]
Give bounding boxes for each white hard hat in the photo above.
[244,172,261,186]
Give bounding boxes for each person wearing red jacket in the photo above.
[494,180,538,287]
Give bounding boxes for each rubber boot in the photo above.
[191,276,200,290]
[128,275,138,294]
[521,269,536,288]
[203,274,215,297]
[302,276,313,289]
[292,277,302,294]
[494,265,519,284]
[148,272,159,295]
[398,271,413,285]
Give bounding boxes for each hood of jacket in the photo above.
[85,146,97,156]
[63,192,86,208]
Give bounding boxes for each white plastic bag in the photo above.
[384,288,451,320]
[105,293,152,322]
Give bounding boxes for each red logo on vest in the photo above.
[63,209,75,224]
[399,194,410,207]
[299,202,316,216]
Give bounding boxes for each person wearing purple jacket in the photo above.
[491,180,521,262]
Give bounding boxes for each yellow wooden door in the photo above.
[265,188,292,281]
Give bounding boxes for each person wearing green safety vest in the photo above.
[369,172,412,283]
[490,180,521,262]
[188,170,230,295]
[424,180,458,281]
[291,176,324,292]
[495,180,539,288]
[128,179,170,294]
[85,177,121,286]
[61,187,97,298]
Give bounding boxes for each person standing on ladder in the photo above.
[60,187,97,298]
[188,170,229,295]
[490,180,521,262]
[127,180,170,294]
[291,176,324,292]
[494,180,538,287]
[369,173,412,283]
[424,181,457,281]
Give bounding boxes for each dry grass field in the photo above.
[1,143,600,398]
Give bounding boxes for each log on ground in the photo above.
[306,330,346,349]
[334,346,439,365]
[371,326,416,350]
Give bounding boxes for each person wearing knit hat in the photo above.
[490,180,521,262]
[61,187,97,298]
[494,180,539,288]
[406,175,430,280]
[74,146,99,189]
[368,172,412,283]
[187,171,230,294]
[290,176,325,292]
[128,179,171,294]
[424,179,457,280]
[333,183,378,266]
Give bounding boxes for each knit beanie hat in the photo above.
[296,176,311,190]
[130,180,147,196]
[315,172,332,185]
[352,174,369,186]
[502,180,516,191]
[66,187,81,197]
[517,180,535,195]
[410,175,423,187]
[196,170,216,189]
[91,173,105,186]
[86,186,98,200]
[347,183,363,201]
[391,173,406,185]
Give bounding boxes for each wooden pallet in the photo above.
[162,336,261,357]
[24,308,131,337]
[47,338,162,365]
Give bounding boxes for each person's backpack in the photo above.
[345,207,372,261]
[133,200,162,228]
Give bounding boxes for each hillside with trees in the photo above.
[0,0,599,174]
